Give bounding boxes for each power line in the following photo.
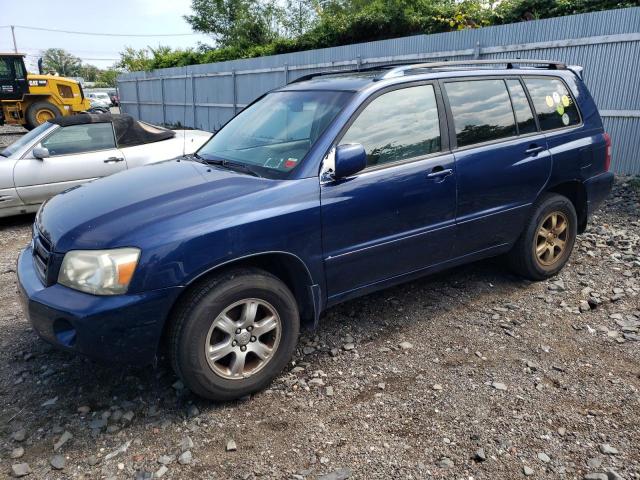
[0,24,200,37]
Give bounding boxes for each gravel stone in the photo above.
[599,443,619,455]
[53,430,72,451]
[537,452,551,463]
[11,463,31,477]
[50,454,65,470]
[317,469,352,480]
[10,447,24,459]
[154,465,168,478]
[178,450,192,465]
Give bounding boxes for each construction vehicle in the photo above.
[0,53,90,130]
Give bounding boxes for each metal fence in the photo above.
[117,7,640,174]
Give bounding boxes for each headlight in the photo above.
[58,248,140,295]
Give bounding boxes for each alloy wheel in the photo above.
[204,298,281,380]
[535,211,569,267]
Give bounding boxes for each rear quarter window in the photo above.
[523,77,580,131]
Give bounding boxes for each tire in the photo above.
[26,101,62,129]
[169,268,300,401]
[507,193,578,281]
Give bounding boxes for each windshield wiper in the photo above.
[201,157,262,177]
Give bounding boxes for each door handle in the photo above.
[427,167,453,179]
[104,157,124,163]
[525,145,545,155]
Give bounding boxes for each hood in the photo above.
[38,159,275,252]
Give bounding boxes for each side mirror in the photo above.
[334,143,367,179]
[32,147,50,160]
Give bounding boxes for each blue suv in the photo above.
[17,60,613,400]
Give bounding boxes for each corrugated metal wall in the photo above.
[118,7,640,174]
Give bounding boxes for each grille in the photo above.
[32,228,53,285]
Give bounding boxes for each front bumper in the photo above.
[585,171,615,217]
[17,246,183,364]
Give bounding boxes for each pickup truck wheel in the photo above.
[169,268,300,401]
[507,193,577,281]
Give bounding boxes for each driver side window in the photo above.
[41,123,116,156]
[341,84,441,167]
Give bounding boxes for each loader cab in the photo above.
[0,54,29,101]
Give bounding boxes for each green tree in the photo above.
[96,69,120,87]
[116,47,153,72]
[41,48,82,77]
[78,64,100,82]
[185,0,282,48]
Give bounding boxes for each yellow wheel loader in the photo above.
[0,53,91,130]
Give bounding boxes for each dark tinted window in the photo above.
[506,79,537,134]
[0,59,10,79]
[445,80,516,147]
[524,77,580,131]
[13,59,25,79]
[341,85,440,167]
[42,123,116,156]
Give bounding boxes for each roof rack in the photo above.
[288,59,567,84]
[378,59,566,79]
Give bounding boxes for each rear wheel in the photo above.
[169,268,300,401]
[26,101,62,129]
[507,193,577,280]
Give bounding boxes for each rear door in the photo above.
[442,77,552,257]
[14,122,126,206]
[321,83,456,301]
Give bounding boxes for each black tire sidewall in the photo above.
[522,195,578,279]
[175,272,299,401]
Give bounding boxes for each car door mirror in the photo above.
[32,147,50,160]
[334,143,367,179]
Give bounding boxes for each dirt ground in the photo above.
[1,126,639,479]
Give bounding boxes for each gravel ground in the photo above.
[1,125,639,479]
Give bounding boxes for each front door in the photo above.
[321,83,456,301]
[0,57,22,101]
[14,122,127,206]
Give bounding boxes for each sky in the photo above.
[0,0,212,71]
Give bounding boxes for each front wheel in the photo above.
[169,268,300,401]
[507,193,578,281]
[25,101,62,129]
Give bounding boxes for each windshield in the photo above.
[197,90,352,178]
[1,122,52,157]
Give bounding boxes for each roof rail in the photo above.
[287,59,568,84]
[378,59,567,79]
[288,64,400,84]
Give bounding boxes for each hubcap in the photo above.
[535,211,569,267]
[204,299,281,380]
[35,109,55,124]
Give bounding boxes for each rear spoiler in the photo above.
[567,65,584,79]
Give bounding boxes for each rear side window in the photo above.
[506,79,537,135]
[523,77,580,131]
[340,84,441,167]
[445,79,516,147]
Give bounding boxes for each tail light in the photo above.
[603,133,612,172]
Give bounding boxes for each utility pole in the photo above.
[10,25,18,53]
